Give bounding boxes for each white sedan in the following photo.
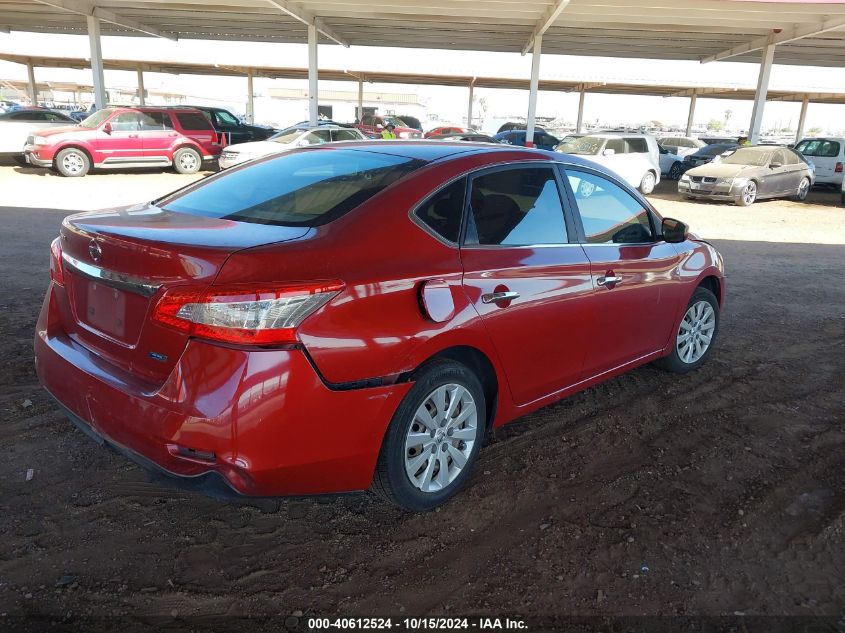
[219,124,367,169]
[0,109,77,165]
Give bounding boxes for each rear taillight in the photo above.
[151,281,344,345]
[49,238,64,286]
[836,162,843,173]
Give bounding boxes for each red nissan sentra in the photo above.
[35,142,725,511]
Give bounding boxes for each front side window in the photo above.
[625,138,648,153]
[160,149,423,227]
[301,130,331,145]
[110,112,142,132]
[467,167,567,246]
[214,110,240,126]
[606,138,626,154]
[333,129,362,142]
[566,170,653,244]
[414,177,466,243]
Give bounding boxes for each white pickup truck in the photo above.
[0,109,77,165]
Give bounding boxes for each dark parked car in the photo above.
[37,141,724,511]
[494,129,560,151]
[396,114,423,131]
[679,146,814,206]
[185,105,274,144]
[682,143,739,169]
[496,121,545,134]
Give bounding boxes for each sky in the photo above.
[2,30,845,135]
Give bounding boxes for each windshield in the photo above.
[384,116,407,128]
[79,109,112,128]
[161,149,423,227]
[795,139,840,157]
[269,130,305,144]
[558,136,604,155]
[721,148,772,166]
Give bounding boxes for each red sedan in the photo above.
[35,142,725,511]
[424,126,471,138]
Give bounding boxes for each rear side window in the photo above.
[566,170,653,244]
[141,112,174,130]
[414,178,466,243]
[161,149,423,227]
[467,167,567,246]
[795,139,840,158]
[176,112,213,131]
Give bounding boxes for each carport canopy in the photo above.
[2,0,845,139]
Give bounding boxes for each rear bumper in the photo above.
[35,284,411,497]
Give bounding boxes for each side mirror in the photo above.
[102,122,112,135]
[662,217,689,244]
[769,162,783,169]
[602,148,616,156]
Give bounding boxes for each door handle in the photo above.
[596,275,622,287]
[128,134,139,138]
[481,291,520,304]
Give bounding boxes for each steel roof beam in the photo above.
[522,0,571,54]
[264,0,349,47]
[702,14,845,63]
[31,0,177,39]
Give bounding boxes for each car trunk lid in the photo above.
[57,203,309,382]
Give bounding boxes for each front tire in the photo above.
[656,286,720,374]
[173,147,201,174]
[373,361,486,511]
[55,147,90,177]
[639,171,656,195]
[736,180,757,206]
[669,163,683,180]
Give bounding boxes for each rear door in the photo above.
[139,111,178,158]
[562,166,683,376]
[459,163,595,405]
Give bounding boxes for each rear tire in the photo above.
[656,286,720,374]
[173,147,201,174]
[373,360,486,511]
[639,171,656,195]
[55,147,90,177]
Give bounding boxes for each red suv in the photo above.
[25,107,222,177]
[355,114,422,139]
[35,142,725,510]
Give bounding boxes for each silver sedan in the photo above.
[678,146,814,206]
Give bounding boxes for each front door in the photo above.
[94,112,145,163]
[562,167,683,377]
[459,163,595,406]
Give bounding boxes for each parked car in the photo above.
[219,124,366,169]
[0,108,77,165]
[396,115,423,131]
[658,136,706,157]
[36,141,725,511]
[494,129,560,151]
[427,132,500,143]
[678,145,813,206]
[793,137,845,186]
[658,143,685,180]
[184,105,275,145]
[24,107,223,177]
[700,136,739,145]
[553,133,586,151]
[425,126,471,138]
[682,143,739,169]
[556,133,661,194]
[355,114,422,139]
[496,122,545,134]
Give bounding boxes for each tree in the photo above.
[724,109,733,127]
[707,118,725,131]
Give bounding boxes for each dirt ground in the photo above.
[0,165,843,629]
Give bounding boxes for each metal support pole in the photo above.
[86,15,107,110]
[467,81,474,129]
[576,88,585,133]
[357,78,363,122]
[685,92,697,136]
[308,23,318,125]
[525,34,542,147]
[748,43,775,144]
[26,62,37,105]
[246,71,254,124]
[137,68,146,105]
[795,94,810,143]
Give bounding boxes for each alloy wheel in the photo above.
[742,181,757,205]
[676,300,716,364]
[797,178,810,200]
[404,383,478,493]
[641,172,656,194]
[179,152,198,171]
[62,151,85,175]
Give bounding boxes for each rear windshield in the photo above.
[160,149,423,226]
